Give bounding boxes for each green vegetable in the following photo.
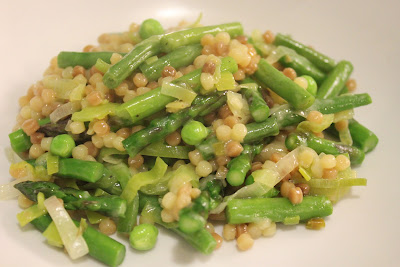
[278,47,326,85]
[316,60,353,99]
[115,56,237,123]
[57,158,105,183]
[72,103,119,122]
[285,132,365,165]
[240,79,270,122]
[140,141,191,159]
[348,119,379,153]
[302,75,318,96]
[274,33,336,72]
[121,157,168,202]
[139,18,164,40]
[57,51,125,69]
[254,59,315,110]
[9,129,32,153]
[103,35,162,89]
[140,44,202,81]
[226,144,263,186]
[160,22,243,53]
[50,134,75,158]
[118,195,139,234]
[15,181,127,218]
[226,196,333,224]
[129,223,159,250]
[244,116,279,143]
[31,214,126,267]
[181,120,209,145]
[122,94,224,157]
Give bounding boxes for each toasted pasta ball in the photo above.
[21,118,39,136]
[320,154,337,169]
[288,187,303,204]
[231,123,247,142]
[225,141,243,157]
[69,121,85,134]
[247,223,262,239]
[335,155,350,171]
[195,160,213,177]
[237,233,254,251]
[307,111,324,124]
[99,218,117,236]
[18,194,34,209]
[262,222,277,237]
[188,149,203,166]
[161,192,177,210]
[72,145,88,160]
[222,224,237,241]
[216,125,232,142]
[212,233,223,249]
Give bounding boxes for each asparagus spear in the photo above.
[285,132,365,165]
[139,44,202,81]
[243,93,372,143]
[226,144,263,186]
[58,158,105,183]
[274,33,336,72]
[316,60,353,99]
[240,78,270,122]
[226,196,333,224]
[15,181,126,218]
[115,56,237,123]
[123,94,225,157]
[160,22,243,53]
[140,195,217,254]
[178,179,224,234]
[31,214,126,267]
[103,35,162,89]
[57,51,125,69]
[253,58,316,110]
[278,47,326,85]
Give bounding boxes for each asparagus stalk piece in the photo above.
[254,59,315,110]
[226,196,333,224]
[139,44,202,81]
[103,35,162,89]
[240,78,270,122]
[31,214,126,267]
[57,51,125,69]
[57,158,105,183]
[115,56,237,123]
[285,132,365,165]
[15,181,126,218]
[140,195,217,254]
[226,144,263,186]
[274,33,336,72]
[123,94,225,157]
[160,22,243,53]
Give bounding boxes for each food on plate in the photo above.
[1,16,378,266]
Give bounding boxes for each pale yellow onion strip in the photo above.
[44,196,89,260]
[274,146,302,186]
[0,177,29,200]
[49,101,81,123]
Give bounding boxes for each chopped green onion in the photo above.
[121,157,168,202]
[299,167,311,181]
[95,58,111,73]
[72,103,119,122]
[47,154,59,175]
[17,192,47,227]
[43,221,63,248]
[161,81,197,104]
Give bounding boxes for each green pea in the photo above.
[301,75,318,97]
[129,223,158,250]
[139,19,164,40]
[50,134,76,158]
[181,120,209,145]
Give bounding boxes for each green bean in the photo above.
[226,196,333,224]
[316,60,353,99]
[348,119,379,153]
[115,56,237,123]
[274,33,336,72]
[278,49,326,85]
[240,78,270,122]
[285,132,365,165]
[139,18,164,40]
[160,22,243,53]
[57,51,124,69]
[118,195,139,234]
[140,44,202,81]
[243,116,279,143]
[103,35,162,89]
[253,59,315,110]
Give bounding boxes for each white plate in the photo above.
[0,0,399,266]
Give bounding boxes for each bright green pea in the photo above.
[181,120,209,145]
[139,19,164,40]
[50,134,76,158]
[301,75,317,97]
[129,223,158,251]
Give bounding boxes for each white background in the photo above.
[0,0,399,266]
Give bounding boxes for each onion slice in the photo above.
[44,196,89,260]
